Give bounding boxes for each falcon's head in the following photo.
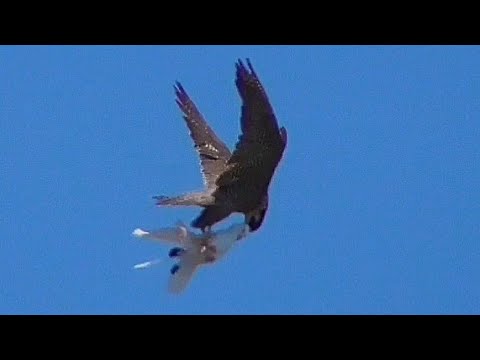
[246,195,269,232]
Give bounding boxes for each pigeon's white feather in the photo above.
[133,258,164,270]
[168,252,201,294]
[132,228,149,237]
[133,221,249,294]
[132,226,190,246]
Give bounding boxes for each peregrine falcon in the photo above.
[154,58,287,233]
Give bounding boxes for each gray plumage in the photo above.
[154,59,287,232]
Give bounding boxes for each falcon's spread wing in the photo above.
[216,59,287,187]
[174,82,231,190]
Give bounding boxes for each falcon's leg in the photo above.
[191,206,231,231]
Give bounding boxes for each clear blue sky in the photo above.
[1,45,479,314]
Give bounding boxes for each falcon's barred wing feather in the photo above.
[235,59,281,144]
[174,82,231,189]
[216,59,287,187]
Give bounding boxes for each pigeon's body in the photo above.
[155,59,287,233]
[133,222,248,293]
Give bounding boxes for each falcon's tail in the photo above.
[153,192,214,207]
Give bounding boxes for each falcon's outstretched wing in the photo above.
[216,59,287,187]
[174,82,232,190]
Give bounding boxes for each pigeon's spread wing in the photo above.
[168,252,201,294]
[174,82,232,190]
[132,227,190,247]
[212,223,247,259]
[216,59,287,187]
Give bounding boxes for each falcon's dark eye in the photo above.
[248,209,267,232]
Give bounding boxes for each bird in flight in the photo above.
[154,58,287,233]
[132,222,249,293]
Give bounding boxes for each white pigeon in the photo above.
[133,221,249,294]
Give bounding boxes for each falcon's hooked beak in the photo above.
[246,207,267,232]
